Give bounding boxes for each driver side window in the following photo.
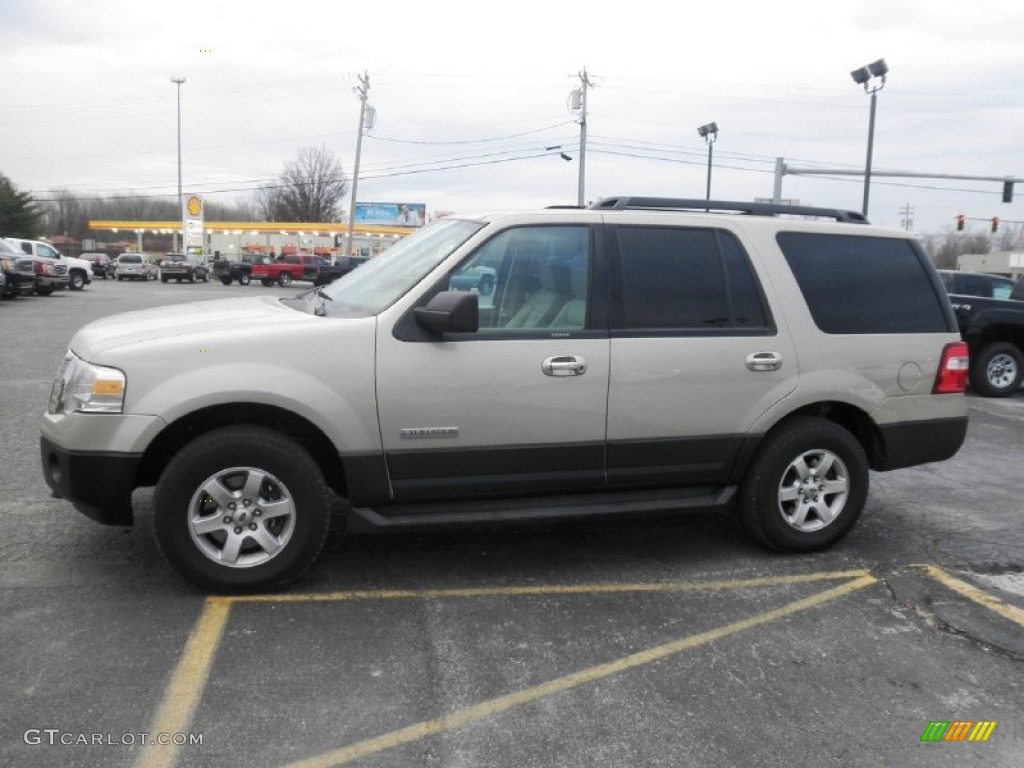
[447,226,591,332]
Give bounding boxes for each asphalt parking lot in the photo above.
[1,279,1023,768]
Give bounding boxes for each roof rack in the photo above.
[587,197,869,224]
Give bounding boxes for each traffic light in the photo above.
[1003,181,1015,204]
[991,216,1000,234]
[956,214,966,232]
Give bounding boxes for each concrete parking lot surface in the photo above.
[1,280,1022,767]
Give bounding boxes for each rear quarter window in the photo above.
[776,232,952,334]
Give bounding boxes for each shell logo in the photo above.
[186,196,203,217]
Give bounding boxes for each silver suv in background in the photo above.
[40,198,969,592]
[114,252,159,281]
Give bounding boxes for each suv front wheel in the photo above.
[153,426,332,592]
[739,417,868,553]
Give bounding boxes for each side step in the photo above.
[348,485,736,530]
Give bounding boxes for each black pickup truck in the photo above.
[212,254,266,285]
[944,274,1024,397]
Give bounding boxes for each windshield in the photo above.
[315,218,483,317]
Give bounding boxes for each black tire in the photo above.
[69,270,85,291]
[278,272,293,287]
[162,277,169,283]
[261,278,274,287]
[35,285,55,296]
[238,273,251,286]
[189,273,195,284]
[153,426,332,592]
[118,275,124,281]
[478,274,494,295]
[219,276,232,285]
[969,342,1023,398]
[739,417,868,553]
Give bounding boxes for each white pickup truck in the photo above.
[3,237,93,291]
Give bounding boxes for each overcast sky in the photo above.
[2,0,1023,234]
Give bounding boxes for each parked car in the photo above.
[81,252,113,279]
[448,264,497,295]
[938,269,1018,300]
[251,254,351,287]
[943,275,1024,397]
[115,252,159,281]
[212,254,267,285]
[3,237,92,291]
[159,253,210,283]
[40,197,969,592]
[0,240,36,298]
[30,256,71,295]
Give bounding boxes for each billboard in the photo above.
[354,202,426,228]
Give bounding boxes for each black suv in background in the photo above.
[938,269,1019,300]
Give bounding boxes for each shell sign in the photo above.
[186,196,203,217]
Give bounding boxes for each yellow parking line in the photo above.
[283,574,877,768]
[227,568,873,604]
[918,565,1024,629]
[133,599,232,768]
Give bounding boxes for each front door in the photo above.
[375,224,610,503]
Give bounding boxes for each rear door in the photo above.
[605,223,798,488]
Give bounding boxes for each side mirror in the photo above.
[415,291,479,335]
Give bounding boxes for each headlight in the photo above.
[48,351,126,415]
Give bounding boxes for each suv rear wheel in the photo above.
[970,342,1023,398]
[153,426,332,592]
[740,417,867,553]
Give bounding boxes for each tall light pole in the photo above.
[850,58,888,217]
[345,71,371,261]
[697,122,718,201]
[171,76,186,252]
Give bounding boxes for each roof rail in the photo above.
[587,197,870,224]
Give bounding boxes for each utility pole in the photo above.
[571,69,593,207]
[345,71,370,261]
[899,203,914,231]
[171,76,186,252]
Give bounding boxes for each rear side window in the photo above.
[777,233,950,334]
[615,227,770,331]
[119,255,141,264]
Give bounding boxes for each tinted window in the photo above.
[777,233,950,334]
[119,255,141,264]
[616,227,769,330]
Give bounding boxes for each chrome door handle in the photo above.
[746,351,782,372]
[542,355,587,376]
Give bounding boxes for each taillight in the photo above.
[933,341,969,394]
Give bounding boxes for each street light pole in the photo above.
[850,59,888,217]
[171,76,186,252]
[697,122,718,201]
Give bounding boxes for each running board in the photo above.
[347,485,736,530]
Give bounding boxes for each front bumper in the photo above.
[40,436,140,525]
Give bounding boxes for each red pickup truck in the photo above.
[251,255,348,287]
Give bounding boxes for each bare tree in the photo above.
[921,228,992,269]
[46,188,89,239]
[268,145,348,222]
